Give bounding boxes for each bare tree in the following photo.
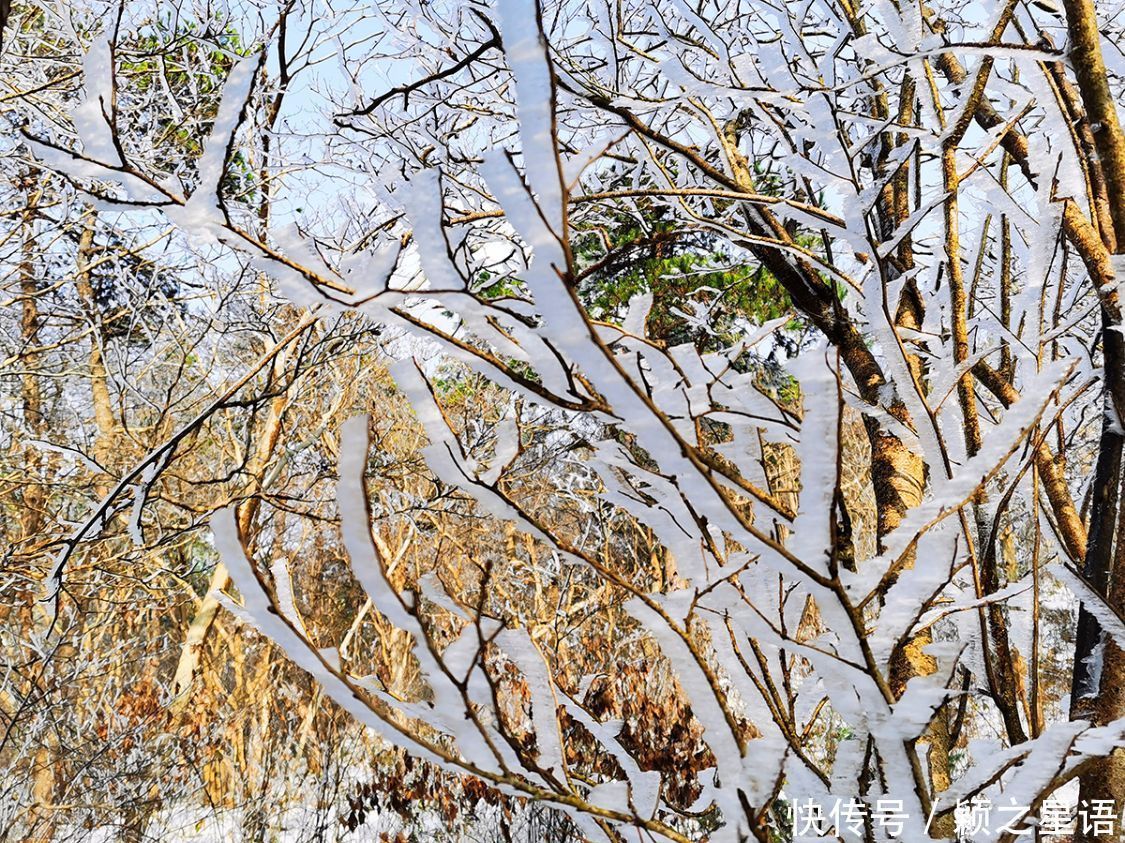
[11,0,1125,839]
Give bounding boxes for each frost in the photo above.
[1052,563,1125,651]
[29,0,1125,837]
[495,0,564,235]
[72,34,119,165]
[167,53,260,241]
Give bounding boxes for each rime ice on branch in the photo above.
[27,0,1125,838]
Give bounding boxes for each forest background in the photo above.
[4,0,1125,841]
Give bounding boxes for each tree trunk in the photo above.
[74,211,117,495]
[170,375,291,708]
[1061,0,1125,829]
[17,172,57,842]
